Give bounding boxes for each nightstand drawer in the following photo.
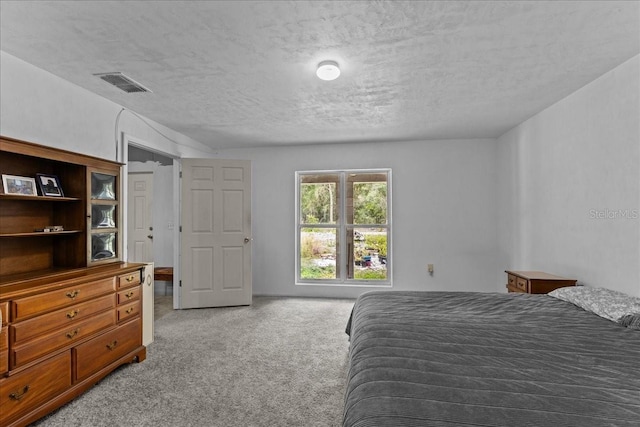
[516,277,528,292]
[0,351,71,425]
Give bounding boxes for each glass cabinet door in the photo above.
[88,168,120,264]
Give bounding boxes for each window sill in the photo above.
[295,281,392,288]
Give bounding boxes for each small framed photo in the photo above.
[36,174,64,197]
[2,174,38,196]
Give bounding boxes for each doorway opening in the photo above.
[127,145,176,319]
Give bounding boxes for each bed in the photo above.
[344,290,640,427]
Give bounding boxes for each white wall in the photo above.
[217,139,499,298]
[127,162,175,268]
[6,47,635,299]
[497,55,640,296]
[0,51,213,160]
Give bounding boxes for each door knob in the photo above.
[244,237,252,243]
[147,235,153,239]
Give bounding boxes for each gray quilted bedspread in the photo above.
[344,291,640,427]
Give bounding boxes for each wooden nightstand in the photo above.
[505,270,577,294]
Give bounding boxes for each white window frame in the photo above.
[295,168,392,287]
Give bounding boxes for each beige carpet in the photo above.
[33,297,355,427]
[154,294,174,320]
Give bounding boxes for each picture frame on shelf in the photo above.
[36,173,64,197]
[2,174,37,196]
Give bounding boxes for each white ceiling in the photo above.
[1,1,638,150]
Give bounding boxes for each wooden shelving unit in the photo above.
[0,136,145,427]
[0,136,123,277]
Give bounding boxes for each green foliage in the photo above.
[298,176,389,282]
[300,183,336,223]
[300,231,335,258]
[364,234,387,256]
[300,179,387,225]
[354,183,387,224]
[300,263,336,279]
[300,234,322,259]
[354,269,387,280]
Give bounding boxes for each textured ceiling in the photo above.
[1,1,638,149]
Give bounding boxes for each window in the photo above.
[296,169,391,285]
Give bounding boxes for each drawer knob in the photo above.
[66,290,80,299]
[8,385,30,401]
[126,307,135,314]
[66,328,79,339]
[106,340,118,350]
[125,291,135,299]
[66,309,80,319]
[126,275,135,282]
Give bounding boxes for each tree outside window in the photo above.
[296,169,391,285]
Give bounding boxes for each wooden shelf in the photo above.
[0,230,83,238]
[0,194,81,202]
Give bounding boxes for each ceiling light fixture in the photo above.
[316,60,340,81]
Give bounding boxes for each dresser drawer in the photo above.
[12,277,116,321]
[507,274,517,289]
[117,301,140,323]
[117,271,141,289]
[12,310,116,369]
[0,351,71,425]
[118,301,140,323]
[117,286,140,305]
[0,326,8,374]
[1,301,8,326]
[11,294,116,346]
[74,318,141,381]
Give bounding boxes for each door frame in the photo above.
[120,133,181,309]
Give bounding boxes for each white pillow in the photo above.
[548,286,640,322]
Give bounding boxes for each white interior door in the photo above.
[180,159,252,308]
[127,172,154,262]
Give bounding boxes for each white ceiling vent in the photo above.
[94,72,152,93]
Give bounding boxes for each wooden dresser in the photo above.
[0,137,146,426]
[0,265,145,427]
[505,270,577,294]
